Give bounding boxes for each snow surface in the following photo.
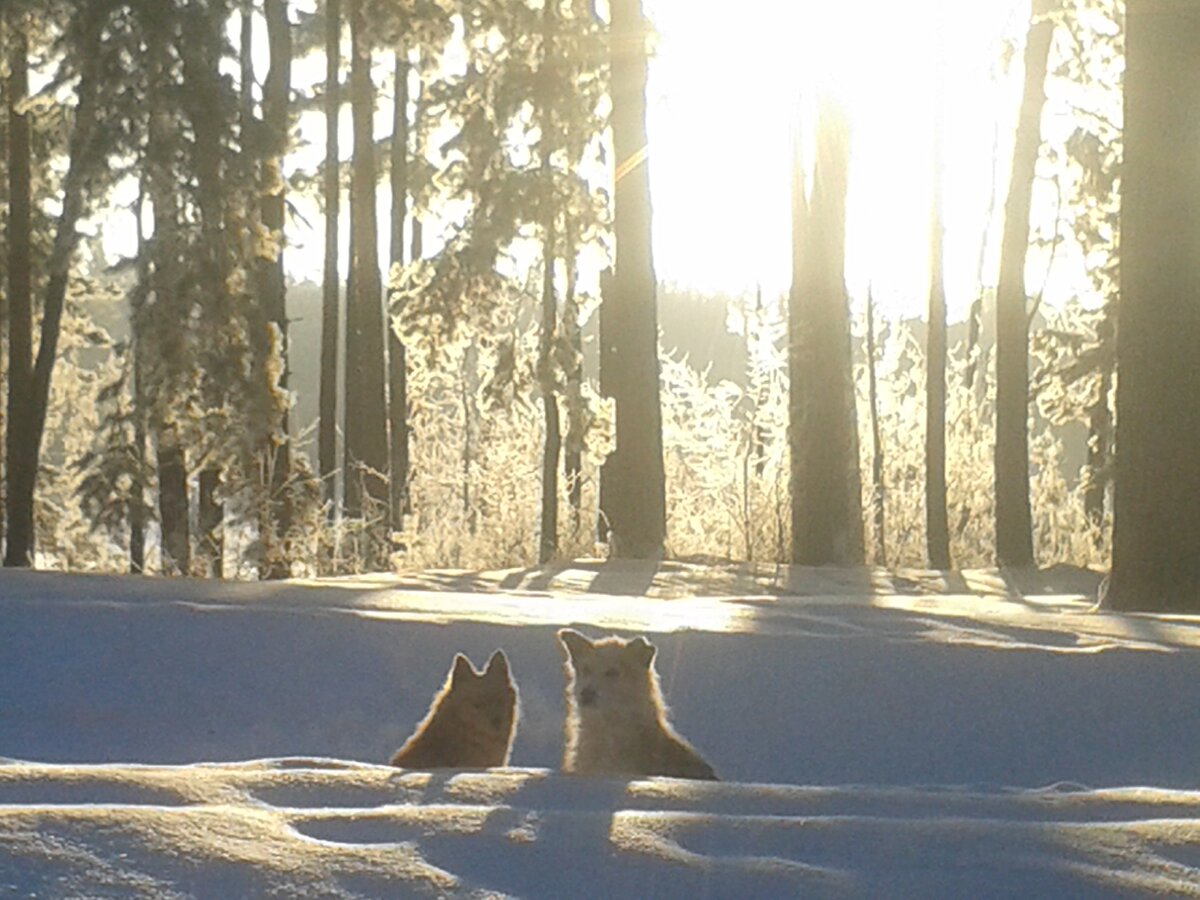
[2,560,1200,897]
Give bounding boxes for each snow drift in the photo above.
[2,560,1199,896]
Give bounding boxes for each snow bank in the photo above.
[3,760,1200,897]
[2,561,1200,895]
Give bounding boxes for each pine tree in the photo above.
[866,286,886,566]
[129,181,151,573]
[536,0,562,563]
[925,12,950,570]
[995,0,1056,568]
[255,0,295,579]
[143,16,191,576]
[599,0,666,559]
[343,0,390,536]
[1107,0,1200,612]
[788,98,864,566]
[319,0,341,514]
[4,5,33,565]
[388,43,411,529]
[5,2,111,567]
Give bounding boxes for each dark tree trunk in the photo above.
[597,267,615,545]
[319,0,341,514]
[179,5,234,581]
[257,0,293,579]
[866,287,886,567]
[994,0,1054,568]
[410,215,423,262]
[6,9,103,567]
[157,434,190,575]
[539,222,561,564]
[240,0,254,127]
[563,221,584,535]
[598,0,666,559]
[1107,0,1200,612]
[343,214,358,515]
[130,183,149,575]
[788,100,864,566]
[344,0,390,528]
[388,48,410,528]
[409,60,424,263]
[460,342,477,535]
[1084,307,1113,529]
[925,151,950,569]
[4,14,32,566]
[0,12,8,557]
[537,0,561,564]
[146,29,190,576]
[198,467,223,577]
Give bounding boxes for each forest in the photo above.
[1,0,1198,612]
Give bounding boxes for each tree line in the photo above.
[1,0,1197,611]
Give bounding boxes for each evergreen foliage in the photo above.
[0,0,1189,607]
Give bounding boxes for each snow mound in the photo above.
[3,760,1200,898]
[4,562,1200,896]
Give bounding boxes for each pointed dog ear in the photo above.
[557,628,592,660]
[484,649,510,680]
[450,653,476,685]
[627,636,656,666]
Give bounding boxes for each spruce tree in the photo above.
[788,99,864,566]
[599,0,666,559]
[1107,0,1200,611]
[994,0,1055,568]
[319,0,341,514]
[343,0,389,537]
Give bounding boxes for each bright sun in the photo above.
[645,0,1028,320]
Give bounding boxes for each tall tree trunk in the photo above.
[319,0,341,514]
[388,48,411,528]
[0,11,8,556]
[344,0,390,535]
[197,467,223,577]
[4,13,32,566]
[240,0,254,128]
[1107,0,1200,612]
[130,182,149,574]
[598,0,666,558]
[994,0,1054,568]
[409,59,424,264]
[157,432,190,575]
[866,287,886,567]
[597,266,615,545]
[147,28,190,577]
[460,342,477,536]
[343,213,358,514]
[925,98,951,569]
[257,0,293,579]
[537,0,561,564]
[1084,306,1113,530]
[563,219,584,536]
[788,99,865,566]
[410,215,423,261]
[539,220,561,564]
[6,8,104,567]
[181,9,233,582]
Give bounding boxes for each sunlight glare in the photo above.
[647,0,1025,319]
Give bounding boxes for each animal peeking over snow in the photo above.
[558,629,717,780]
[389,650,518,769]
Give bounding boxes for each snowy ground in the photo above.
[2,560,1200,897]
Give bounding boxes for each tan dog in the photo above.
[558,629,717,780]
[390,650,518,769]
